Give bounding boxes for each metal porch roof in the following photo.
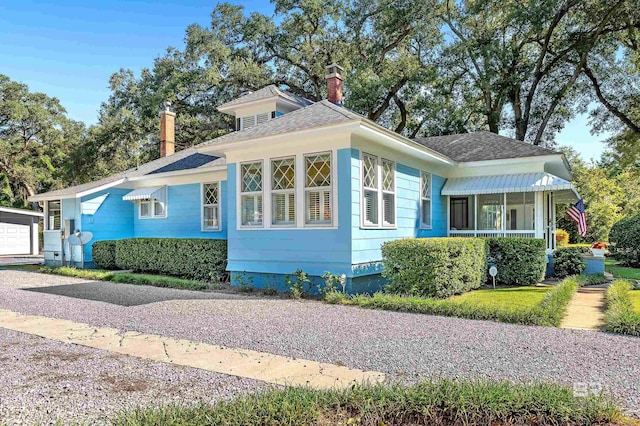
[122,186,165,201]
[442,173,576,196]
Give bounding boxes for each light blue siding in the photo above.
[226,148,353,278]
[132,183,227,239]
[81,188,134,261]
[350,148,447,277]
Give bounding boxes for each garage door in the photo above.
[0,222,30,255]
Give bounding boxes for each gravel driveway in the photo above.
[1,269,640,422]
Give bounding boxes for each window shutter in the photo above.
[383,192,394,225]
[242,115,257,129]
[364,190,378,225]
[422,199,431,225]
[257,112,269,125]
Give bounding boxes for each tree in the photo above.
[440,0,639,145]
[0,74,84,206]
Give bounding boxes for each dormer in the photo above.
[217,85,312,131]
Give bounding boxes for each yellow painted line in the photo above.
[0,308,385,389]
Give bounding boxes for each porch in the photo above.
[442,173,579,251]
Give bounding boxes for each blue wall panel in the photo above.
[350,149,448,277]
[132,182,227,239]
[81,188,134,261]
[226,148,353,278]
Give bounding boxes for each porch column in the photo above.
[473,195,478,237]
[534,192,544,239]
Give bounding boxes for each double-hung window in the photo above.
[271,157,296,226]
[139,187,167,219]
[362,153,378,226]
[241,162,263,226]
[381,159,395,226]
[421,171,432,229]
[362,153,396,227]
[202,182,220,230]
[305,152,332,226]
[47,200,61,230]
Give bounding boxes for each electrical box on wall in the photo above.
[64,219,75,239]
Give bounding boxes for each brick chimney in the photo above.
[160,101,175,157]
[326,63,344,105]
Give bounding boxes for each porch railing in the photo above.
[449,230,536,238]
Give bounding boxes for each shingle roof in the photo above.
[412,131,558,162]
[29,148,224,201]
[200,100,359,148]
[217,85,313,110]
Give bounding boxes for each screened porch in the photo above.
[442,173,579,251]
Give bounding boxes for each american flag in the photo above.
[566,199,587,237]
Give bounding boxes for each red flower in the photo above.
[591,242,608,249]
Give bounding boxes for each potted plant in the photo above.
[590,242,608,257]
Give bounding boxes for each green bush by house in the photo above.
[91,241,117,269]
[486,237,546,286]
[382,237,487,298]
[604,280,640,336]
[609,213,640,267]
[92,238,227,282]
[553,247,586,278]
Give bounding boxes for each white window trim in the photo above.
[235,150,338,230]
[420,171,433,230]
[201,181,221,232]
[303,151,334,228]
[271,156,296,228]
[360,152,396,229]
[45,199,62,231]
[238,160,264,228]
[138,200,167,219]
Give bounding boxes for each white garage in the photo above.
[0,207,42,255]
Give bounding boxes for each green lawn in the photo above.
[449,286,551,309]
[1,264,44,272]
[605,259,640,280]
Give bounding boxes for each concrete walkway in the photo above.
[0,308,385,390]
[561,287,607,330]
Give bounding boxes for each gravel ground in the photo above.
[0,328,265,425]
[1,269,640,420]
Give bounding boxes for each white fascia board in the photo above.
[196,121,360,154]
[0,206,44,217]
[355,122,456,166]
[127,165,227,182]
[75,178,128,198]
[27,178,128,202]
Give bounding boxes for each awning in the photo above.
[122,186,165,201]
[442,173,578,197]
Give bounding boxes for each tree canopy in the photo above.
[4,0,640,242]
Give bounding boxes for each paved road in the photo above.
[1,269,639,423]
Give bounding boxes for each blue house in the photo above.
[29,64,585,292]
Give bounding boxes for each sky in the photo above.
[0,0,609,161]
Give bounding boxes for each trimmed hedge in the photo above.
[610,213,640,266]
[113,238,227,282]
[553,247,586,278]
[92,241,117,269]
[382,237,487,298]
[486,238,546,286]
[604,280,640,336]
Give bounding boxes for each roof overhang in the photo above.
[442,172,579,201]
[217,95,304,114]
[0,206,44,217]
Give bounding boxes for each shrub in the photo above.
[610,213,640,266]
[285,269,312,299]
[485,238,546,286]
[555,229,569,246]
[114,238,227,282]
[604,280,640,336]
[382,238,487,298]
[114,378,620,426]
[553,247,586,278]
[91,240,118,269]
[578,274,608,286]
